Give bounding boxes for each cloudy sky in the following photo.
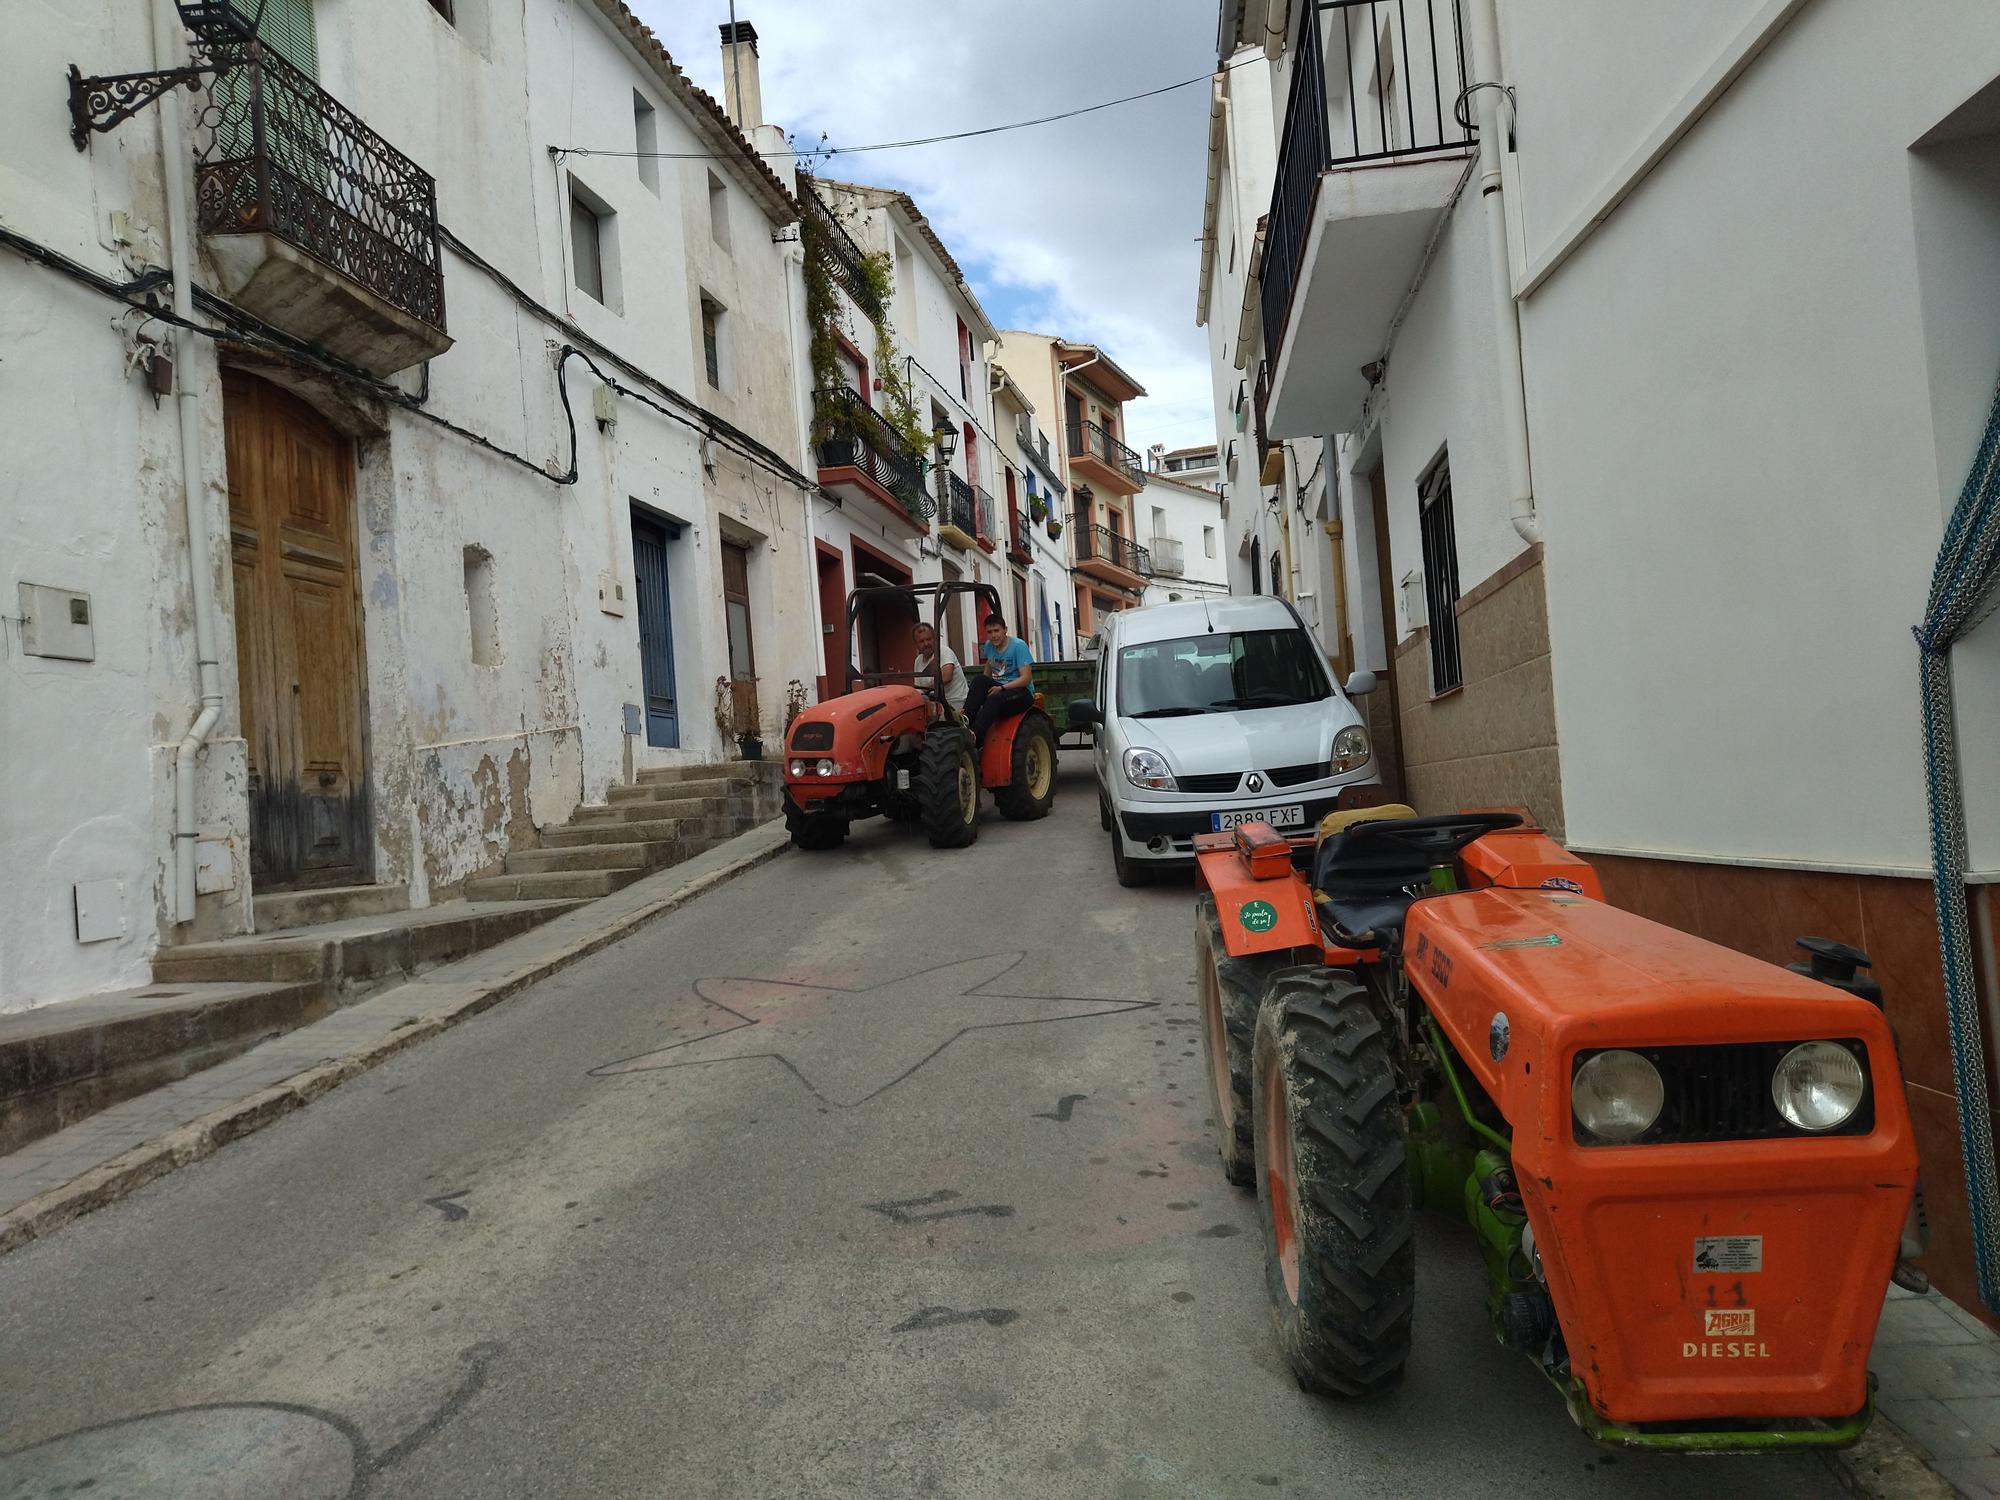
[630,0,1222,453]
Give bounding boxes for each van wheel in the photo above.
[1098,790,1113,832]
[1110,822,1149,888]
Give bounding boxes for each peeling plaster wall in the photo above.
[2,0,251,1012]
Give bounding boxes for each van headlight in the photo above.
[1331,725,1372,775]
[1122,747,1173,790]
[1571,1049,1665,1143]
[1772,1041,1866,1132]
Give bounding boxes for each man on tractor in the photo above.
[912,622,967,715]
[965,613,1034,748]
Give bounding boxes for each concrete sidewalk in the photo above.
[0,818,790,1257]
[1872,1280,2000,1497]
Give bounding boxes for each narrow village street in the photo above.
[0,765,1841,1498]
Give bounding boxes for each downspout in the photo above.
[1465,0,1539,545]
[155,0,225,923]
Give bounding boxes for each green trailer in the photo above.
[1033,658,1098,745]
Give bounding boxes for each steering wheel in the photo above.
[1331,811,1523,863]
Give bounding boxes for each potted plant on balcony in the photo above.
[1028,493,1048,521]
[1047,516,1064,540]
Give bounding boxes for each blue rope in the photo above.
[1917,370,2000,1311]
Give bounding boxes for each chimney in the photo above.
[719,21,763,131]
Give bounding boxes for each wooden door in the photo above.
[631,511,679,747]
[223,371,370,889]
[720,541,757,734]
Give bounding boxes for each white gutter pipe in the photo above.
[1466,0,1540,546]
[1195,76,1228,327]
[155,0,225,923]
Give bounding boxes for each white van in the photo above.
[1067,596,1380,885]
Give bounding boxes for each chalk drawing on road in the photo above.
[588,952,1154,1108]
[1032,1093,1088,1122]
[0,1341,502,1500]
[891,1306,1021,1333]
[866,1189,1015,1225]
[425,1188,471,1222]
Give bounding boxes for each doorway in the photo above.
[631,509,680,747]
[815,542,845,697]
[1365,461,1408,801]
[222,370,370,889]
[720,539,757,738]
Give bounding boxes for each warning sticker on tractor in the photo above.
[1239,900,1278,934]
[1694,1236,1763,1274]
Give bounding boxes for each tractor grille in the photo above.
[790,721,834,752]
[1175,772,1241,794]
[1571,1040,1874,1146]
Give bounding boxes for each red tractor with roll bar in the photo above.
[780,580,1058,850]
[1193,798,1923,1452]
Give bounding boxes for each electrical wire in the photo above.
[553,53,1261,165]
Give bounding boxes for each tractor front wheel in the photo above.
[993,715,1058,821]
[784,801,848,851]
[1195,897,1280,1187]
[918,727,980,849]
[1251,971,1414,1397]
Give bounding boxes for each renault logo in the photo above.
[1246,773,1264,793]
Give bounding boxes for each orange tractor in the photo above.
[782,581,1058,851]
[1195,803,1922,1450]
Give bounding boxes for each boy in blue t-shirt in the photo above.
[964,613,1034,747]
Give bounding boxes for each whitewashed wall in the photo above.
[1506,0,2000,873]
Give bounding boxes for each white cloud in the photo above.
[628,0,1222,451]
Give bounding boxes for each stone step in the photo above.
[254,882,408,934]
[0,980,332,1156]
[504,842,670,874]
[153,900,579,987]
[540,813,755,848]
[460,868,646,902]
[605,775,753,804]
[634,759,776,785]
[571,794,735,825]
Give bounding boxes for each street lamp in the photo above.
[931,419,959,468]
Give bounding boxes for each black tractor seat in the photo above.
[1312,811,1523,951]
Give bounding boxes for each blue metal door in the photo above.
[631,513,679,747]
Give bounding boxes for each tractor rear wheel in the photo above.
[993,715,1057,821]
[784,800,848,851]
[1252,971,1414,1397]
[918,727,980,849]
[1195,897,1280,1187]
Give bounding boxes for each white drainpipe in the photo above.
[1466,0,1540,545]
[155,0,226,922]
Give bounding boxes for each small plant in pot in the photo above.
[1028,493,1049,521]
[784,678,809,730]
[1047,516,1064,539]
[714,676,764,761]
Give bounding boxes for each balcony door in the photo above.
[223,370,370,890]
[721,541,757,739]
[631,510,680,747]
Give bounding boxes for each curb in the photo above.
[0,833,789,1259]
[1827,1419,1963,1500]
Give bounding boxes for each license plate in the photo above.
[1211,805,1305,831]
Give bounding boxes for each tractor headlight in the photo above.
[1123,747,1173,790]
[1571,1050,1665,1143]
[789,760,807,777]
[1772,1041,1866,1132]
[1331,725,1372,774]
[815,758,837,777]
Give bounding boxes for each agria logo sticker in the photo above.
[1685,1308,1769,1358]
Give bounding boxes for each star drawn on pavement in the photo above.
[589,952,1153,1107]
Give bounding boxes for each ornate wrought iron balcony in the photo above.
[937,471,979,547]
[800,178,884,322]
[1075,521,1151,581]
[193,39,447,375]
[1068,418,1147,494]
[812,386,932,525]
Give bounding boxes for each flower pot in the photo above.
[816,437,857,468]
[737,735,764,762]
[1047,521,1064,539]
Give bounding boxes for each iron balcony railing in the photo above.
[800,177,884,321]
[1068,418,1147,487]
[1262,0,1473,363]
[1150,535,1186,576]
[1012,506,1034,561]
[812,386,932,522]
[194,39,445,332]
[1076,522,1150,578]
[939,470,978,539]
[974,485,1000,549]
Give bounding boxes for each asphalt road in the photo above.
[0,762,1844,1498]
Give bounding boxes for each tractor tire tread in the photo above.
[784,801,849,851]
[1196,898,1281,1188]
[918,727,979,849]
[1253,969,1415,1399]
[993,715,1058,821]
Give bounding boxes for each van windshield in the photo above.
[1116,629,1333,718]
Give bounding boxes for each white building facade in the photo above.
[1,0,819,1011]
[1207,0,2000,1314]
[1138,472,1230,608]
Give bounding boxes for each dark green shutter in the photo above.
[236,0,317,77]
